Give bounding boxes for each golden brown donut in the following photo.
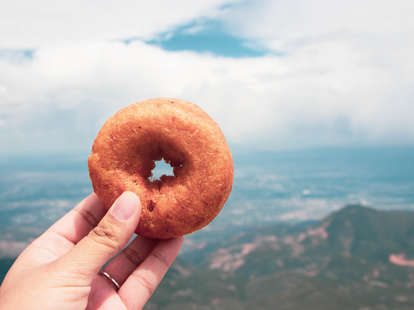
[88,98,233,239]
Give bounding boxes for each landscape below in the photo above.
[1,147,414,309]
[146,205,414,310]
[1,205,414,309]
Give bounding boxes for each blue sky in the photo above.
[143,19,268,58]
[1,0,414,154]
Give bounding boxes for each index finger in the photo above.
[29,193,107,262]
[48,193,107,244]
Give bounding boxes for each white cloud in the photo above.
[220,0,414,51]
[0,239,28,257]
[0,0,237,49]
[1,1,414,153]
[277,198,342,221]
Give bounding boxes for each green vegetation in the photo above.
[146,205,414,309]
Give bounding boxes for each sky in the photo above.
[1,0,414,154]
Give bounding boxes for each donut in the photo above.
[88,98,233,239]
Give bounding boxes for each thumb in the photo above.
[55,191,141,284]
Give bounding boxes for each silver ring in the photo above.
[99,271,120,290]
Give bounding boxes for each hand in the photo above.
[0,192,183,310]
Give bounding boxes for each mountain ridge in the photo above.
[147,204,414,309]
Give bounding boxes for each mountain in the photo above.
[146,205,414,310]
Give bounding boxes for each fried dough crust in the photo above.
[88,98,233,239]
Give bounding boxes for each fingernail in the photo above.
[111,192,140,221]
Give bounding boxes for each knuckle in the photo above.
[88,222,122,251]
[123,246,145,267]
[73,207,100,229]
[131,272,155,296]
[150,250,170,268]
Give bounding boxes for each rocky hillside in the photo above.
[147,205,414,310]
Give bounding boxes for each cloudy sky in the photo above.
[1,0,414,154]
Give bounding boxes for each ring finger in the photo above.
[100,235,158,286]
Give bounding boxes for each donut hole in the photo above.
[132,136,187,190]
[149,158,175,182]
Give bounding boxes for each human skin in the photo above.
[0,192,183,310]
